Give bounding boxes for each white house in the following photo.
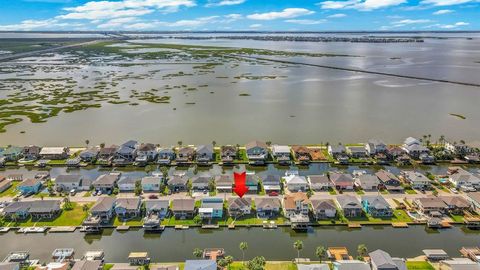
[448,168,480,189]
[118,176,138,192]
[366,139,387,155]
[402,171,432,190]
[308,175,332,191]
[285,174,309,192]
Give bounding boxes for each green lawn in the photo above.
[228,262,297,270]
[342,209,412,224]
[406,261,434,270]
[220,215,288,226]
[113,216,143,226]
[449,214,464,222]
[7,202,92,227]
[161,216,199,226]
[405,189,417,194]
[0,182,20,197]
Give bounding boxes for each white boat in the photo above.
[18,227,47,233]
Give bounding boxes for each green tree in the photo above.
[246,256,266,270]
[218,259,228,268]
[225,255,234,269]
[193,215,202,225]
[357,244,368,260]
[85,139,90,148]
[177,141,183,148]
[134,180,142,196]
[82,204,90,212]
[315,246,327,263]
[193,248,203,258]
[240,241,248,264]
[100,143,105,149]
[294,240,304,261]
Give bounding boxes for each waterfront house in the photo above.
[446,141,474,156]
[245,141,269,165]
[167,175,189,193]
[79,148,99,163]
[89,197,116,222]
[136,143,157,162]
[98,146,118,162]
[246,174,260,194]
[271,145,291,165]
[308,175,332,191]
[118,176,138,192]
[17,178,42,195]
[176,147,195,165]
[3,200,61,220]
[128,252,150,266]
[227,197,252,217]
[310,199,337,220]
[337,195,363,217]
[141,176,161,192]
[255,197,281,218]
[366,140,387,156]
[191,176,212,192]
[297,265,329,270]
[92,173,120,194]
[39,147,69,160]
[330,172,355,190]
[347,146,368,159]
[361,195,393,217]
[291,146,311,165]
[440,196,471,214]
[355,174,382,191]
[439,258,480,270]
[401,171,432,190]
[328,145,347,158]
[199,198,223,219]
[55,174,89,192]
[114,140,138,164]
[196,144,214,165]
[369,249,405,270]
[285,174,309,192]
[375,170,403,192]
[467,192,480,214]
[386,145,406,159]
[1,146,23,161]
[333,260,371,270]
[413,197,447,216]
[448,167,480,190]
[115,197,142,218]
[220,145,237,164]
[262,175,282,194]
[157,148,175,165]
[402,137,430,159]
[0,177,12,193]
[145,199,169,219]
[423,249,449,261]
[71,260,102,270]
[171,199,196,219]
[22,145,42,160]
[283,192,310,219]
[184,260,216,270]
[215,175,233,193]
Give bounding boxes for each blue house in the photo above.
[141,176,161,192]
[17,178,42,195]
[199,198,224,219]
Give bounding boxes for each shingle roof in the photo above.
[115,197,141,210]
[71,260,102,270]
[141,176,161,185]
[55,174,82,184]
[311,199,336,211]
[228,197,251,210]
[145,199,169,211]
[245,141,267,150]
[284,193,309,210]
[94,174,119,186]
[362,195,390,210]
[172,199,195,211]
[369,249,397,269]
[440,196,470,208]
[255,197,281,209]
[168,176,188,186]
[18,178,41,187]
[308,175,330,185]
[90,197,116,213]
[337,195,362,209]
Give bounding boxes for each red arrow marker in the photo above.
[233,171,249,198]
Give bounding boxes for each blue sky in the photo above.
[0,0,478,31]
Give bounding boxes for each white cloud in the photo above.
[318,0,406,11]
[393,19,433,24]
[327,13,347,18]
[121,14,240,30]
[433,9,454,14]
[425,21,469,28]
[249,23,262,28]
[97,17,138,29]
[0,19,83,31]
[205,0,245,7]
[247,8,315,20]
[420,0,478,6]
[58,0,195,20]
[285,19,327,25]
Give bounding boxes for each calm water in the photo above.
[1,32,480,146]
[1,226,480,262]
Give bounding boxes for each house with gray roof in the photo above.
[402,171,432,190]
[196,145,214,165]
[167,175,189,192]
[89,197,116,221]
[355,174,382,191]
[369,249,405,270]
[402,137,430,159]
[228,197,252,217]
[145,199,169,219]
[220,145,237,164]
[171,199,196,219]
[141,176,161,192]
[22,145,42,160]
[311,199,337,220]
[262,175,282,194]
[448,167,480,190]
[136,143,157,162]
[157,148,175,165]
[93,173,120,194]
[330,172,355,190]
[3,200,61,220]
[308,175,332,191]
[79,147,99,163]
[255,197,281,218]
[176,147,195,165]
[118,176,138,192]
[333,260,371,270]
[191,176,212,192]
[55,174,89,192]
[361,195,393,217]
[115,197,142,218]
[337,195,363,217]
[245,141,269,165]
[114,140,138,164]
[366,140,387,156]
[215,175,233,193]
[413,197,447,216]
[375,170,403,192]
[297,265,329,270]
[272,145,291,165]
[184,260,216,270]
[347,146,368,159]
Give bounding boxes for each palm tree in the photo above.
[266,141,272,147]
[212,141,217,148]
[315,246,327,263]
[439,135,445,146]
[85,139,90,148]
[177,141,183,148]
[357,244,368,259]
[100,143,105,149]
[82,204,90,212]
[240,241,248,264]
[193,248,203,258]
[224,255,234,269]
[294,240,303,261]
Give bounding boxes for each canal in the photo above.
[2,226,480,262]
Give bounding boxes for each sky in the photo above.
[0,0,478,31]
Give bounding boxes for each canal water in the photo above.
[1,226,480,262]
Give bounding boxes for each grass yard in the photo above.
[220,215,288,226]
[7,202,92,227]
[449,214,465,222]
[228,262,297,270]
[405,189,417,194]
[406,261,434,270]
[113,216,143,226]
[161,216,199,226]
[0,181,20,197]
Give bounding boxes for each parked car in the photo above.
[268,191,279,196]
[148,194,158,199]
[450,188,458,194]
[70,189,77,196]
